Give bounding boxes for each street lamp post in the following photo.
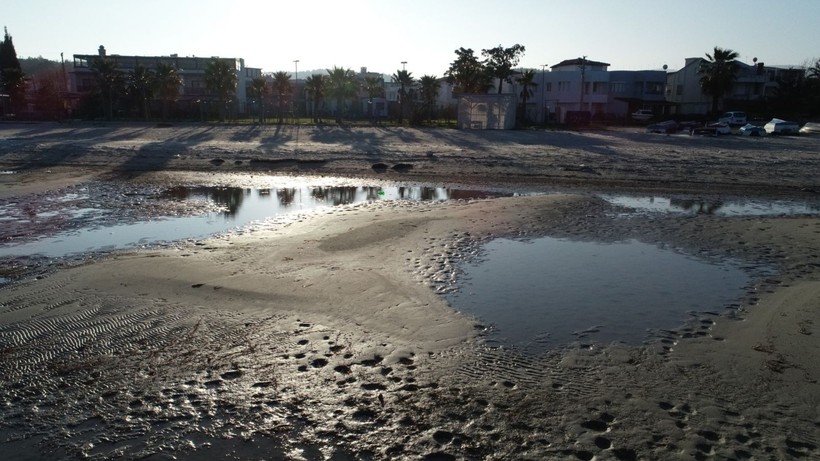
[293,59,299,120]
[579,55,587,112]
[541,64,548,124]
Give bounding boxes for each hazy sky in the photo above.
[4,0,819,76]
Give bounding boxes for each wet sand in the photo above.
[1,123,820,460]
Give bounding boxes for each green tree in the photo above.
[482,44,526,94]
[326,66,358,124]
[128,65,154,121]
[516,69,538,125]
[363,76,384,123]
[419,75,441,124]
[0,27,25,114]
[248,77,268,123]
[153,63,181,121]
[445,47,492,95]
[272,71,292,123]
[204,59,237,121]
[304,74,327,123]
[697,46,740,114]
[391,69,414,124]
[90,57,125,120]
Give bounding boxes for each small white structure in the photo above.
[457,94,516,130]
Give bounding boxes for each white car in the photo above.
[632,109,653,121]
[708,122,732,135]
[799,122,820,135]
[718,111,747,126]
[739,124,766,136]
[764,118,800,135]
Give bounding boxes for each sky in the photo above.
[4,0,819,77]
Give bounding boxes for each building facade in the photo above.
[69,46,261,117]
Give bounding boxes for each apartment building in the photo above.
[69,46,261,116]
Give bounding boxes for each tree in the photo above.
[90,57,125,120]
[304,74,327,123]
[153,63,181,121]
[445,47,492,95]
[326,66,358,124]
[391,69,414,124]
[482,44,526,94]
[271,71,292,123]
[516,69,538,125]
[248,77,268,123]
[204,59,237,121]
[362,76,384,123]
[128,65,154,121]
[419,75,441,124]
[808,58,820,80]
[697,46,740,114]
[0,27,25,114]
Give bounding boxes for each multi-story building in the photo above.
[69,46,261,117]
[665,57,804,116]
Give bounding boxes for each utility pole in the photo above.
[293,59,299,121]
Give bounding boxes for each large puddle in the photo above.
[0,183,513,258]
[446,236,756,351]
[601,194,820,216]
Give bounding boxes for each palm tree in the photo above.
[326,66,358,124]
[248,77,268,124]
[391,69,414,124]
[362,76,384,123]
[90,57,125,120]
[516,69,538,125]
[271,71,292,123]
[697,46,740,114]
[204,59,237,121]
[304,74,327,123]
[128,65,154,121]
[419,75,441,124]
[153,63,181,121]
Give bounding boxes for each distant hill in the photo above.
[20,56,63,76]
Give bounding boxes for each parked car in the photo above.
[632,109,654,121]
[764,118,800,135]
[799,122,820,135]
[718,111,747,126]
[690,122,731,136]
[739,124,766,136]
[646,120,678,134]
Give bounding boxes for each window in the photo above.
[558,81,571,92]
[610,82,625,93]
[676,85,683,96]
[645,82,664,95]
[592,82,608,94]
[545,82,552,92]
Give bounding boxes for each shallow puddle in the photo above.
[445,236,756,351]
[601,194,820,216]
[0,183,512,258]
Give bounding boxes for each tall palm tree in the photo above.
[516,69,538,125]
[153,62,182,121]
[362,76,384,123]
[697,46,740,114]
[419,75,441,124]
[90,57,125,120]
[304,74,327,123]
[248,77,268,124]
[271,71,292,123]
[128,65,154,121]
[391,69,414,124]
[204,59,237,121]
[327,66,358,124]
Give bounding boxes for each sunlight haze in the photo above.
[5,0,819,76]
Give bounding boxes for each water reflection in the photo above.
[602,194,820,216]
[0,184,513,258]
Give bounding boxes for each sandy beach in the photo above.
[1,122,819,460]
